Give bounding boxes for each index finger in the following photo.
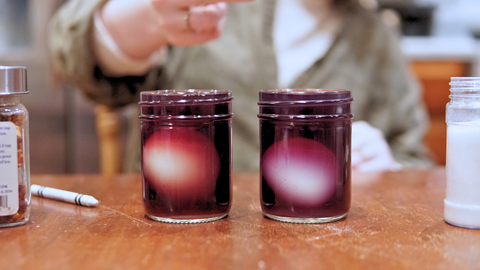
[175,0,252,8]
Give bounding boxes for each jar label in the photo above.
[0,122,19,215]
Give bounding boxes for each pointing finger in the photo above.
[162,0,251,9]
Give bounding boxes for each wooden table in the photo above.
[1,168,479,270]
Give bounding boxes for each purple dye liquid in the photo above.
[259,89,352,220]
[141,122,231,219]
[260,120,351,218]
[140,90,232,220]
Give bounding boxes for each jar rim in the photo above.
[450,77,480,93]
[139,89,232,118]
[451,77,480,80]
[140,89,231,102]
[259,89,351,102]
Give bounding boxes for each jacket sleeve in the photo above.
[365,20,434,168]
[48,0,159,108]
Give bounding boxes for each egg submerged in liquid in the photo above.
[142,127,220,201]
[262,137,338,207]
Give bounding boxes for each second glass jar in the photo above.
[139,90,233,223]
[258,89,353,223]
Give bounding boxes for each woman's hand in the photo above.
[151,0,230,47]
[351,121,401,172]
[100,0,250,60]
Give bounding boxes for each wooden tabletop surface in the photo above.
[1,167,479,270]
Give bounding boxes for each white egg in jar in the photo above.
[142,127,220,201]
[262,137,338,207]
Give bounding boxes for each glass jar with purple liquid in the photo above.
[258,89,353,223]
[139,90,233,223]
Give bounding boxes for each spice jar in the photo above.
[258,89,353,223]
[0,66,30,228]
[139,89,233,223]
[445,77,480,229]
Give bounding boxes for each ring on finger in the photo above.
[184,8,193,32]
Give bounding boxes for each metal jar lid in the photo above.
[0,66,28,95]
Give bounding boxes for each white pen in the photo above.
[31,185,99,207]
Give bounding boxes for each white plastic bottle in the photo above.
[445,77,480,229]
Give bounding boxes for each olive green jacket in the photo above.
[49,0,433,172]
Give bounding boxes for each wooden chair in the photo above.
[95,105,122,175]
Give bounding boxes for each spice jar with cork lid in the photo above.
[0,66,30,228]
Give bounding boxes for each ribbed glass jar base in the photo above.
[263,213,347,224]
[145,214,228,224]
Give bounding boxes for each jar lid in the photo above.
[0,66,28,95]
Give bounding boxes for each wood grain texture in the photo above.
[1,169,479,270]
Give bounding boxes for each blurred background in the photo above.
[0,0,479,174]
[0,0,130,174]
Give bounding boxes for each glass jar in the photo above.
[139,89,233,223]
[445,77,480,229]
[258,89,353,223]
[0,66,30,228]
